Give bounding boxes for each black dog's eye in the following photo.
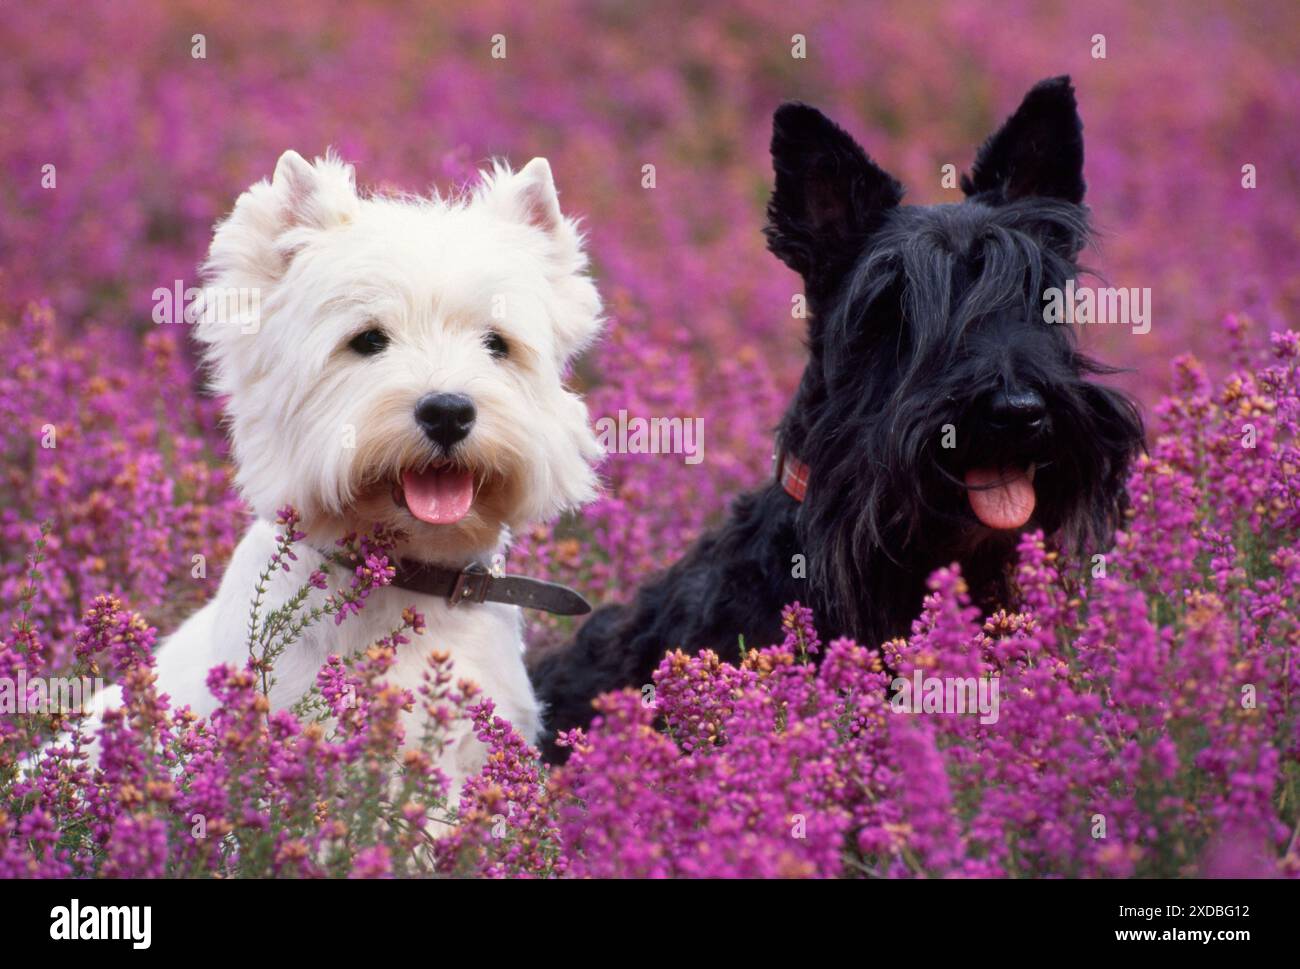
[348,328,389,356]
[484,330,509,359]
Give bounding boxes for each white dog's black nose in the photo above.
[415,392,476,449]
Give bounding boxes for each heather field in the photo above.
[2,0,1300,879]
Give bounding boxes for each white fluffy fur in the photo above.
[84,151,604,798]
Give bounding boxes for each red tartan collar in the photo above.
[773,443,810,502]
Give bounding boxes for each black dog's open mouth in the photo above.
[963,464,1036,530]
[391,462,476,526]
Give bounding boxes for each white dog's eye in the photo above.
[348,328,389,356]
[484,330,509,359]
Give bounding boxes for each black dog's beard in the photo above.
[794,367,1142,647]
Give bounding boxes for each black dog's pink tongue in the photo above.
[401,467,474,525]
[964,466,1035,530]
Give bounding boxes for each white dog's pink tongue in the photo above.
[964,466,1035,530]
[401,467,474,525]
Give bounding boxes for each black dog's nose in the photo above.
[414,392,476,449]
[988,388,1047,432]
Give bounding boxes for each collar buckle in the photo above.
[449,562,492,606]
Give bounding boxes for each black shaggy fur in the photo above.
[529,77,1144,762]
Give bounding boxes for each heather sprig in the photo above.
[246,521,397,700]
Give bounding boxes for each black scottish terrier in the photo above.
[530,77,1144,761]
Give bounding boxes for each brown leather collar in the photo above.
[391,560,592,616]
[773,441,810,503]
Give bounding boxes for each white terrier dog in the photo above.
[87,150,604,795]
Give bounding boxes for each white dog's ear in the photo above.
[492,158,604,362]
[270,150,360,233]
[204,150,359,290]
[509,157,564,233]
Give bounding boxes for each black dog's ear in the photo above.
[765,103,903,288]
[961,76,1085,204]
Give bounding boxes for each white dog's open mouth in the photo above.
[393,464,476,525]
